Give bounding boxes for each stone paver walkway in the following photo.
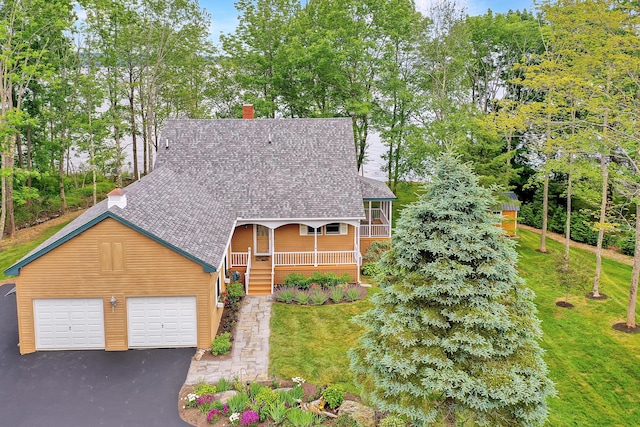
[185,296,272,385]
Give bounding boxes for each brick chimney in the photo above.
[107,188,127,209]
[242,104,254,119]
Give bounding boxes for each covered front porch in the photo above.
[226,220,362,295]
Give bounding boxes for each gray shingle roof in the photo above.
[500,191,520,211]
[10,118,375,275]
[359,176,396,200]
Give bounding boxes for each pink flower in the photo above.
[239,410,259,426]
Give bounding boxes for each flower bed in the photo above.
[179,377,384,427]
[273,284,368,305]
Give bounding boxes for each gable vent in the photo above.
[107,188,127,209]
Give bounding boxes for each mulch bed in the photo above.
[585,292,608,300]
[612,322,640,334]
[556,301,574,308]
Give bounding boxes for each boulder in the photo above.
[337,400,376,427]
[214,390,238,404]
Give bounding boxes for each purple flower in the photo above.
[197,394,216,406]
[206,408,222,423]
[239,410,260,426]
[223,403,229,414]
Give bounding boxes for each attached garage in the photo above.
[127,296,197,348]
[33,298,105,350]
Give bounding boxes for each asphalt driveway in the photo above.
[0,284,192,427]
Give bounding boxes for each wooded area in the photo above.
[1,0,640,328]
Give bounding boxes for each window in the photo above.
[300,225,322,236]
[325,223,348,235]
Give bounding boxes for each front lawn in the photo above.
[269,229,640,426]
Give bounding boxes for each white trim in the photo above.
[237,218,361,229]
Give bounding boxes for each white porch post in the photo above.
[314,227,318,267]
[388,200,393,237]
[368,201,372,237]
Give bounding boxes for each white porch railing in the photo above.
[360,224,391,238]
[231,252,248,266]
[273,251,357,266]
[244,247,252,295]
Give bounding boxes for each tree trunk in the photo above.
[627,202,640,329]
[59,130,67,213]
[26,124,32,188]
[444,398,456,427]
[6,135,16,238]
[0,153,6,241]
[564,156,572,266]
[593,155,608,297]
[129,68,139,180]
[16,133,23,168]
[540,165,550,253]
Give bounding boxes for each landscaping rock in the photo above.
[338,400,376,427]
[214,390,238,403]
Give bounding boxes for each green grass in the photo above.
[0,221,70,281]
[391,181,422,228]
[269,228,640,426]
[269,288,378,393]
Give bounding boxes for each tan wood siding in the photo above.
[274,224,355,252]
[14,218,218,354]
[231,226,253,252]
[501,210,518,236]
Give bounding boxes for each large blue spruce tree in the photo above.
[349,155,554,426]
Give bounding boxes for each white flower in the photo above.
[229,412,240,423]
[187,393,197,402]
[292,376,305,386]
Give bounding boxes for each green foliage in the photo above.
[210,333,232,355]
[284,273,310,289]
[227,391,250,413]
[278,389,297,406]
[193,382,217,396]
[329,287,344,303]
[226,282,245,303]
[619,230,635,256]
[363,240,392,264]
[289,385,304,401]
[309,288,328,305]
[379,415,406,427]
[216,378,232,392]
[282,272,352,290]
[321,385,345,409]
[275,287,296,303]
[249,382,265,399]
[293,290,310,305]
[360,262,381,277]
[286,408,315,427]
[266,401,290,424]
[254,386,279,408]
[349,155,554,426]
[555,258,590,303]
[343,285,365,302]
[335,414,359,427]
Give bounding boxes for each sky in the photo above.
[202,0,537,41]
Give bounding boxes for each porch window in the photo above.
[300,225,323,236]
[325,223,348,235]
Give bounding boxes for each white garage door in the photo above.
[33,298,105,350]
[127,296,197,348]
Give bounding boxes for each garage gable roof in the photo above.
[4,210,218,276]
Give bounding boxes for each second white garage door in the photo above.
[127,296,197,348]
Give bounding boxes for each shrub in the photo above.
[249,382,265,399]
[193,382,217,396]
[286,408,316,427]
[363,240,392,263]
[278,389,297,406]
[330,286,344,303]
[275,287,296,303]
[361,262,380,277]
[227,282,245,303]
[227,391,250,413]
[254,386,279,408]
[289,384,304,401]
[216,377,232,392]
[322,385,345,409]
[294,290,310,305]
[344,285,366,302]
[266,401,290,424]
[309,288,328,305]
[380,415,407,427]
[211,332,232,355]
[284,273,310,289]
[619,230,635,256]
